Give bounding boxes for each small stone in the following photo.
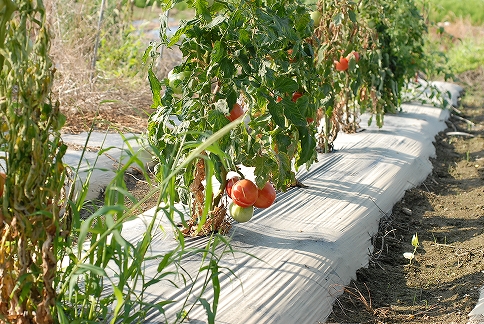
[402,207,413,216]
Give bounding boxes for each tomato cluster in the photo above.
[226,177,276,223]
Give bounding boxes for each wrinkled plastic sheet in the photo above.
[119,103,449,323]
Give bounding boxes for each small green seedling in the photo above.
[403,233,420,264]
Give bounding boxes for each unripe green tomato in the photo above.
[229,202,254,223]
[207,0,214,7]
[310,11,322,27]
[167,69,190,94]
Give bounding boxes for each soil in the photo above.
[58,62,484,322]
[326,68,484,323]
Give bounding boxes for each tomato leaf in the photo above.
[148,69,162,109]
[296,126,316,167]
[284,100,306,127]
[211,41,226,64]
[267,100,285,128]
[273,76,298,93]
[253,156,272,188]
[273,152,294,189]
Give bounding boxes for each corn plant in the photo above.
[0,0,68,322]
[54,126,241,323]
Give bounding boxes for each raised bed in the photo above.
[115,102,450,323]
[54,81,483,323]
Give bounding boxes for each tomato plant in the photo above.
[230,179,258,208]
[147,0,319,233]
[253,181,276,208]
[229,202,254,223]
[146,0,432,234]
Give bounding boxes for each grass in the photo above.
[447,36,484,74]
[425,0,484,25]
[427,18,484,75]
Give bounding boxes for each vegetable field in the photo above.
[2,0,482,323]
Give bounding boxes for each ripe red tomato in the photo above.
[253,182,276,208]
[334,57,349,72]
[225,176,240,197]
[226,103,244,121]
[291,91,303,102]
[230,179,258,207]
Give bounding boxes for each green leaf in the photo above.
[238,29,251,46]
[411,233,419,248]
[211,41,225,64]
[110,286,125,324]
[205,15,228,29]
[284,100,306,127]
[77,263,107,277]
[210,260,220,316]
[149,69,162,108]
[267,101,285,128]
[296,126,316,167]
[199,298,215,324]
[333,13,343,25]
[273,76,298,93]
[253,156,271,188]
[349,10,357,23]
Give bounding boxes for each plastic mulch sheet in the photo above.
[119,102,450,323]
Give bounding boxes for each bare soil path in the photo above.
[326,68,484,323]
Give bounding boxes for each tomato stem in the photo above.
[213,165,227,208]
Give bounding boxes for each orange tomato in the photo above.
[334,57,349,72]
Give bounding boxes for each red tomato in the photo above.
[334,57,349,72]
[353,51,360,62]
[230,179,258,207]
[291,91,303,102]
[226,103,244,121]
[225,176,240,197]
[276,96,283,103]
[346,51,360,62]
[306,117,314,124]
[254,182,276,208]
